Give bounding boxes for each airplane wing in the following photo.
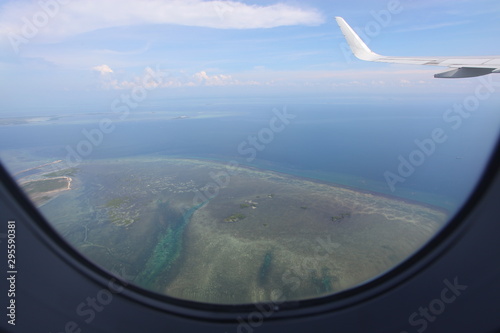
[335,16,500,78]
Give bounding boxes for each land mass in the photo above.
[34,157,448,304]
[21,176,72,206]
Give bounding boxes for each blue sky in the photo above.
[1,0,500,114]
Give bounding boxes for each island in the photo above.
[29,157,448,305]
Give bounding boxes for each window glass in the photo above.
[1,0,499,304]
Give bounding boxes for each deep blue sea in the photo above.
[1,102,498,213]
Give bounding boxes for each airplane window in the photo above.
[1,1,499,305]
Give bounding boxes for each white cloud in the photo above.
[93,65,456,94]
[92,64,113,75]
[0,0,324,44]
[96,67,259,90]
[192,70,240,86]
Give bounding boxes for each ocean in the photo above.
[2,100,498,303]
[0,102,498,213]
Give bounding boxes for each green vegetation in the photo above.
[103,197,136,226]
[43,167,78,178]
[21,178,67,194]
[105,197,129,209]
[300,206,308,210]
[224,213,246,222]
[107,212,136,226]
[240,201,257,209]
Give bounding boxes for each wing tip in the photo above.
[335,16,380,61]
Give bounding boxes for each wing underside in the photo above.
[335,16,500,78]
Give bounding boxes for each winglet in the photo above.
[335,16,381,61]
[335,16,500,78]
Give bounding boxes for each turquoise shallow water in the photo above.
[2,101,496,304]
[31,155,448,303]
[135,201,206,291]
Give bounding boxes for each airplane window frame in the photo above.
[1,132,499,322]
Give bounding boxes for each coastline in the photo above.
[10,154,451,215]
[20,176,73,207]
[129,154,452,215]
[32,154,449,304]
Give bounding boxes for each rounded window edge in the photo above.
[1,134,499,323]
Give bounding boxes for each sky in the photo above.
[0,0,500,114]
